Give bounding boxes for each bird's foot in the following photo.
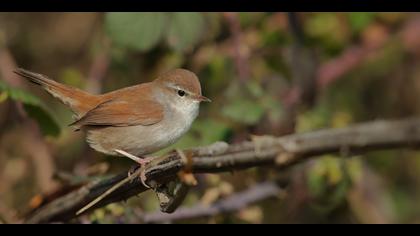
[115,149,152,188]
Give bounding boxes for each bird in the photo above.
[14,68,210,167]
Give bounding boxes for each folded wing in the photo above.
[70,98,164,129]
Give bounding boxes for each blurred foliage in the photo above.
[0,80,60,136]
[347,12,376,34]
[1,12,420,224]
[106,13,167,51]
[105,12,205,52]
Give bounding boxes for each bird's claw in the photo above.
[115,149,152,188]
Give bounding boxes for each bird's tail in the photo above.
[14,68,99,118]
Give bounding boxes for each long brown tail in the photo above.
[14,68,99,118]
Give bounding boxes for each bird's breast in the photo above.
[85,103,199,157]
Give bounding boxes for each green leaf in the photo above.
[105,12,167,51]
[348,12,375,34]
[261,96,284,122]
[166,13,205,52]
[23,104,61,137]
[222,98,265,125]
[0,80,61,137]
[307,161,326,197]
[246,81,264,98]
[0,91,8,103]
[305,13,348,54]
[0,84,40,106]
[296,102,331,133]
[307,156,351,212]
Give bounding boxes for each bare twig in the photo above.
[25,118,420,223]
[140,181,284,223]
[223,12,250,82]
[287,13,304,44]
[85,38,110,94]
[287,12,318,108]
[317,14,420,90]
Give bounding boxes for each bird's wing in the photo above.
[69,98,164,129]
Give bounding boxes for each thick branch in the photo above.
[25,118,420,223]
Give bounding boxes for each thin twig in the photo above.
[223,12,250,82]
[140,181,284,223]
[85,38,110,94]
[317,15,420,90]
[287,12,317,108]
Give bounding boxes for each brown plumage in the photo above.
[14,68,100,118]
[14,68,209,156]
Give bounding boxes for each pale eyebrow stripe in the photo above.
[167,83,193,95]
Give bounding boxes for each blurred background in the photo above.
[1,12,420,223]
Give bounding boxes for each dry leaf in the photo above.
[201,188,220,206]
[236,206,263,223]
[275,152,293,166]
[178,172,198,186]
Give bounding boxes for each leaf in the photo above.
[305,13,348,54]
[246,80,264,98]
[346,158,363,183]
[295,103,331,133]
[222,98,265,125]
[331,111,353,128]
[307,156,351,213]
[307,159,327,197]
[0,91,8,103]
[207,51,231,90]
[236,206,263,224]
[166,13,205,52]
[348,12,375,34]
[262,96,284,122]
[0,80,61,137]
[23,104,61,137]
[105,12,167,51]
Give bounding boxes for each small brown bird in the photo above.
[14,68,210,166]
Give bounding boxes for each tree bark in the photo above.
[25,118,420,223]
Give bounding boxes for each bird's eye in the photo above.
[177,90,186,97]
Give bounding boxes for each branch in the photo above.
[25,118,420,223]
[85,38,110,94]
[223,12,250,82]
[286,12,318,109]
[317,15,420,90]
[140,181,284,223]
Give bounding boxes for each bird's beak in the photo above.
[193,95,211,102]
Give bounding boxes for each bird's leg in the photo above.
[114,149,153,188]
[114,149,195,213]
[114,149,153,165]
